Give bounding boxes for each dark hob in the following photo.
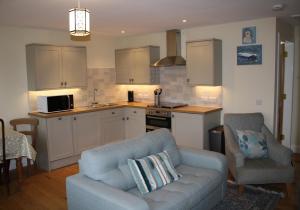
[147,102,188,109]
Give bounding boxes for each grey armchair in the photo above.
[224,113,294,195]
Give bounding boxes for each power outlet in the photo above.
[256,99,263,106]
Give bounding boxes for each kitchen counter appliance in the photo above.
[146,109,171,132]
[37,95,74,113]
[146,102,188,132]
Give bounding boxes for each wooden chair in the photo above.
[9,118,39,176]
[0,118,10,195]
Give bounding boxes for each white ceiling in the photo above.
[0,0,299,36]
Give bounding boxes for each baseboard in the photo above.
[292,145,300,153]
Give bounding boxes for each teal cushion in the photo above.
[128,151,181,194]
[236,130,268,159]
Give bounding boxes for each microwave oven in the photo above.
[37,95,74,113]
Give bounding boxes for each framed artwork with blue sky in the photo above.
[237,45,262,65]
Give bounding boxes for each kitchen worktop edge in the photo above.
[28,102,222,118]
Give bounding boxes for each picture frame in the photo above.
[242,26,256,44]
[237,45,262,65]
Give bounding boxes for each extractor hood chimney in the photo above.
[153,29,186,67]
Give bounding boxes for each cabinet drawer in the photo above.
[99,108,124,118]
[126,108,145,117]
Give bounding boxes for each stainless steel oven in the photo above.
[146,109,171,132]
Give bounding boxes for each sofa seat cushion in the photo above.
[128,164,222,210]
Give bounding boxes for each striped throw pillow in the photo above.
[128,151,181,194]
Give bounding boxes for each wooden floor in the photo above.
[0,155,299,210]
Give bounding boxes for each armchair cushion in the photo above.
[236,130,268,159]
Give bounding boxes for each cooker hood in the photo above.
[152,29,186,67]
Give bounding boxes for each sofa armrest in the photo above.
[66,174,149,210]
[224,125,245,168]
[261,125,293,166]
[178,147,227,178]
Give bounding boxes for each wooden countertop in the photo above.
[28,102,222,118]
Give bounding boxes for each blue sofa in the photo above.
[66,129,227,210]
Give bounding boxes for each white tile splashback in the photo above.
[28,67,222,111]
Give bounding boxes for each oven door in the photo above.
[146,115,171,132]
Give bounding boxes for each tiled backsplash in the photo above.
[28,67,222,111]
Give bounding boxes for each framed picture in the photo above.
[242,26,256,44]
[237,45,262,65]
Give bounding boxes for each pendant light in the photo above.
[69,0,90,37]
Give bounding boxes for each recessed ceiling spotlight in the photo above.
[121,30,126,34]
[272,4,285,11]
[182,19,187,23]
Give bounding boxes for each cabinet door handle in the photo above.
[58,117,62,120]
[73,117,77,120]
[126,117,129,120]
[171,114,174,118]
[61,82,64,86]
[64,81,67,86]
[112,111,115,115]
[122,117,125,121]
[132,78,134,83]
[186,78,190,83]
[133,111,137,114]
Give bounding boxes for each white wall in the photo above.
[0,26,116,123]
[116,17,277,129]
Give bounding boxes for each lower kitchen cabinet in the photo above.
[171,111,220,150]
[72,112,100,155]
[47,116,74,161]
[124,108,146,139]
[100,109,125,144]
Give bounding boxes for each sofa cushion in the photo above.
[236,129,268,159]
[128,151,181,194]
[127,164,222,210]
[79,129,181,191]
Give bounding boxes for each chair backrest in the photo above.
[10,118,39,149]
[0,118,6,164]
[224,113,264,142]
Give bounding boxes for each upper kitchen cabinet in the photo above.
[115,46,160,84]
[26,44,87,90]
[186,39,222,86]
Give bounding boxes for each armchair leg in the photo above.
[238,185,244,194]
[286,183,293,198]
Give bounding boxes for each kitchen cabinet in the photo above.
[47,116,74,161]
[186,39,222,86]
[115,46,160,84]
[124,108,146,139]
[61,47,87,88]
[100,108,125,144]
[26,44,87,90]
[72,112,100,155]
[171,111,220,150]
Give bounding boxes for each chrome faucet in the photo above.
[91,88,98,107]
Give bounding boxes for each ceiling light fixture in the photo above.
[69,0,90,37]
[121,30,126,34]
[272,4,285,11]
[182,19,187,23]
[291,14,300,19]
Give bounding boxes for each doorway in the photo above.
[276,40,295,149]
